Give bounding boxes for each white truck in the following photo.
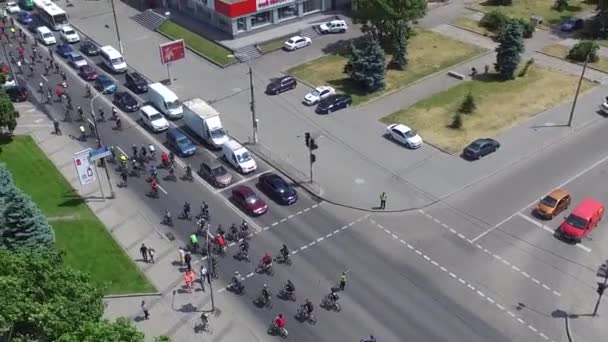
[182,98,229,149]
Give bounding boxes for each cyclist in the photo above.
[280,244,289,260]
[119,154,128,169]
[361,335,376,342]
[185,164,192,178]
[183,201,191,218]
[111,106,118,119]
[328,290,340,306]
[262,252,272,268]
[161,151,170,167]
[120,171,128,188]
[239,240,249,254]
[231,271,242,288]
[169,151,175,165]
[229,223,238,239]
[114,116,121,130]
[200,312,209,327]
[168,165,176,179]
[163,209,172,226]
[215,233,226,253]
[274,314,286,330]
[261,284,271,304]
[140,145,148,160]
[85,84,91,97]
[216,224,224,237]
[284,280,295,294]
[151,178,159,197]
[302,298,314,317]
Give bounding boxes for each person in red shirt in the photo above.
[274,314,285,329]
[262,252,272,266]
[151,178,158,195]
[16,46,24,57]
[215,234,225,249]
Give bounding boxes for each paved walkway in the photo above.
[13,102,263,341]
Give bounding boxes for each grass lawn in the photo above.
[541,43,608,73]
[0,136,155,295]
[158,21,236,66]
[258,36,289,54]
[472,0,596,26]
[287,30,486,106]
[452,18,494,37]
[381,65,594,153]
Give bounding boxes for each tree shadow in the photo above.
[58,197,86,207]
[470,72,505,83]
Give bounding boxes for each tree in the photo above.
[0,90,18,136]
[0,163,15,198]
[0,249,105,341]
[450,112,463,129]
[459,92,477,114]
[348,37,386,92]
[57,318,145,342]
[154,336,172,342]
[0,186,55,251]
[568,40,599,62]
[495,21,525,80]
[555,0,568,12]
[390,21,408,70]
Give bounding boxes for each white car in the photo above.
[284,35,311,51]
[385,123,423,149]
[5,1,20,14]
[60,26,80,43]
[600,101,608,115]
[67,52,88,68]
[319,19,348,34]
[303,85,335,105]
[139,105,169,132]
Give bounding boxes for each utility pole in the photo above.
[249,67,258,144]
[109,0,124,54]
[567,53,590,127]
[206,231,215,312]
[89,110,115,199]
[593,259,608,316]
[304,132,318,183]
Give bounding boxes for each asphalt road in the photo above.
[2,18,536,341]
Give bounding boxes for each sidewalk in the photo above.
[13,102,266,341]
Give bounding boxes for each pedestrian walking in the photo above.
[379,192,387,210]
[184,251,192,271]
[141,300,150,319]
[48,46,53,59]
[184,270,195,293]
[119,170,128,188]
[178,247,185,265]
[199,264,208,291]
[339,271,347,291]
[148,247,155,264]
[53,119,61,135]
[140,244,149,263]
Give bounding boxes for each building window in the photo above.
[302,0,321,13]
[278,4,298,20]
[251,11,271,27]
[237,17,246,32]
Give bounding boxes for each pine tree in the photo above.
[459,91,477,114]
[555,0,568,12]
[348,36,386,92]
[0,163,15,198]
[0,187,55,251]
[450,112,463,129]
[0,90,19,135]
[390,21,409,70]
[495,22,525,80]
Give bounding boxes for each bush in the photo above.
[555,0,568,12]
[480,10,511,32]
[568,41,600,63]
[511,18,534,38]
[450,112,463,129]
[459,92,476,114]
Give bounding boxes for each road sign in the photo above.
[89,146,111,161]
[159,40,185,65]
[74,149,96,186]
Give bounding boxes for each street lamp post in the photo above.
[227,54,258,144]
[109,0,124,54]
[567,53,590,127]
[90,92,116,199]
[593,259,608,316]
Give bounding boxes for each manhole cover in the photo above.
[354,178,365,185]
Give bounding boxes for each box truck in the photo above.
[183,98,229,148]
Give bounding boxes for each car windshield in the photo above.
[237,152,252,163]
[212,166,227,176]
[541,196,558,207]
[469,142,483,151]
[210,127,226,139]
[64,29,75,35]
[111,57,124,65]
[73,55,83,61]
[167,100,181,110]
[288,39,296,44]
[565,214,588,229]
[404,129,417,138]
[245,194,258,204]
[176,137,190,145]
[42,32,53,38]
[55,14,68,25]
[311,90,321,97]
[150,113,163,121]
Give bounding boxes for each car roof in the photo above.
[140,105,160,116]
[390,123,412,133]
[264,173,287,185]
[547,189,569,200]
[203,158,223,169]
[288,35,303,40]
[571,198,603,219]
[233,185,254,196]
[315,85,332,91]
[167,127,188,138]
[328,19,346,24]
[61,26,75,31]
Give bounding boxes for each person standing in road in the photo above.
[339,271,347,291]
[379,192,387,210]
[199,264,208,291]
[53,120,61,135]
[148,247,155,264]
[141,300,150,320]
[140,244,149,263]
[184,251,192,271]
[178,247,185,265]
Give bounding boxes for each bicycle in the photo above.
[296,306,317,325]
[196,314,213,334]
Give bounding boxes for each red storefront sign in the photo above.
[159,40,185,65]
[214,0,257,17]
[257,0,292,10]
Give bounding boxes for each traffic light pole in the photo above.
[308,145,313,183]
[593,259,608,316]
[304,132,317,183]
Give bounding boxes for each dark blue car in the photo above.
[55,43,73,58]
[94,75,117,94]
[16,11,32,25]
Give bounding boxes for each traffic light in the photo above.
[310,153,316,164]
[305,132,311,147]
[597,282,607,295]
[598,261,608,278]
[310,138,318,150]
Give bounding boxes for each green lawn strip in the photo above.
[158,21,236,66]
[381,65,594,153]
[471,0,595,26]
[452,17,494,37]
[287,30,487,106]
[541,43,608,73]
[258,36,290,54]
[0,136,154,294]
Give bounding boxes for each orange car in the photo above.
[535,189,571,219]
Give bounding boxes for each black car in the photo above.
[316,94,352,114]
[125,72,148,93]
[79,40,100,56]
[259,172,297,205]
[463,138,500,160]
[266,76,296,95]
[113,92,139,112]
[5,86,27,102]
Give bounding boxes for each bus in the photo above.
[18,0,34,11]
[33,0,68,30]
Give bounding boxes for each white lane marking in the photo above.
[471,152,608,242]
[317,237,324,242]
[516,213,592,253]
[288,214,294,219]
[271,222,279,226]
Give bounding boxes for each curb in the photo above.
[154,29,238,69]
[449,23,496,41]
[535,50,608,76]
[104,292,163,299]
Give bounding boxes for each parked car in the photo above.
[560,17,584,32]
[79,40,100,56]
[6,1,20,13]
[599,100,608,115]
[284,35,311,51]
[139,105,169,132]
[16,11,32,25]
[67,52,87,68]
[5,86,27,102]
[319,19,348,34]
[316,94,352,114]
[462,138,500,160]
[258,172,297,205]
[557,198,604,243]
[385,123,423,149]
[165,127,196,157]
[303,85,335,105]
[55,43,73,58]
[94,74,117,94]
[199,159,232,187]
[535,189,571,220]
[78,65,97,81]
[125,72,148,93]
[266,75,296,95]
[113,91,139,112]
[232,185,268,216]
[59,26,80,43]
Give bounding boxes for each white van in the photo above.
[100,45,127,73]
[148,83,183,119]
[222,139,257,174]
[36,26,56,45]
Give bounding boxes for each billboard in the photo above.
[159,40,186,65]
[257,0,293,10]
[74,149,96,186]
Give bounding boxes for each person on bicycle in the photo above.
[361,335,376,342]
[239,240,249,254]
[115,116,121,129]
[261,284,271,303]
[200,201,209,217]
[185,164,192,177]
[119,154,128,169]
[161,151,169,167]
[302,298,314,316]
[169,165,176,178]
[274,314,286,330]
[183,201,191,218]
[98,108,105,121]
[280,244,289,259]
[284,280,295,294]
[215,233,226,252]
[200,312,209,326]
[151,178,159,196]
[216,224,224,237]
[232,271,242,287]
[85,84,91,97]
[328,290,340,305]
[111,106,118,119]
[140,145,147,159]
[229,223,238,237]
[241,220,249,232]
[262,252,272,267]
[169,151,175,165]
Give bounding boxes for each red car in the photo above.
[558,198,604,243]
[232,185,268,216]
[78,65,97,81]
